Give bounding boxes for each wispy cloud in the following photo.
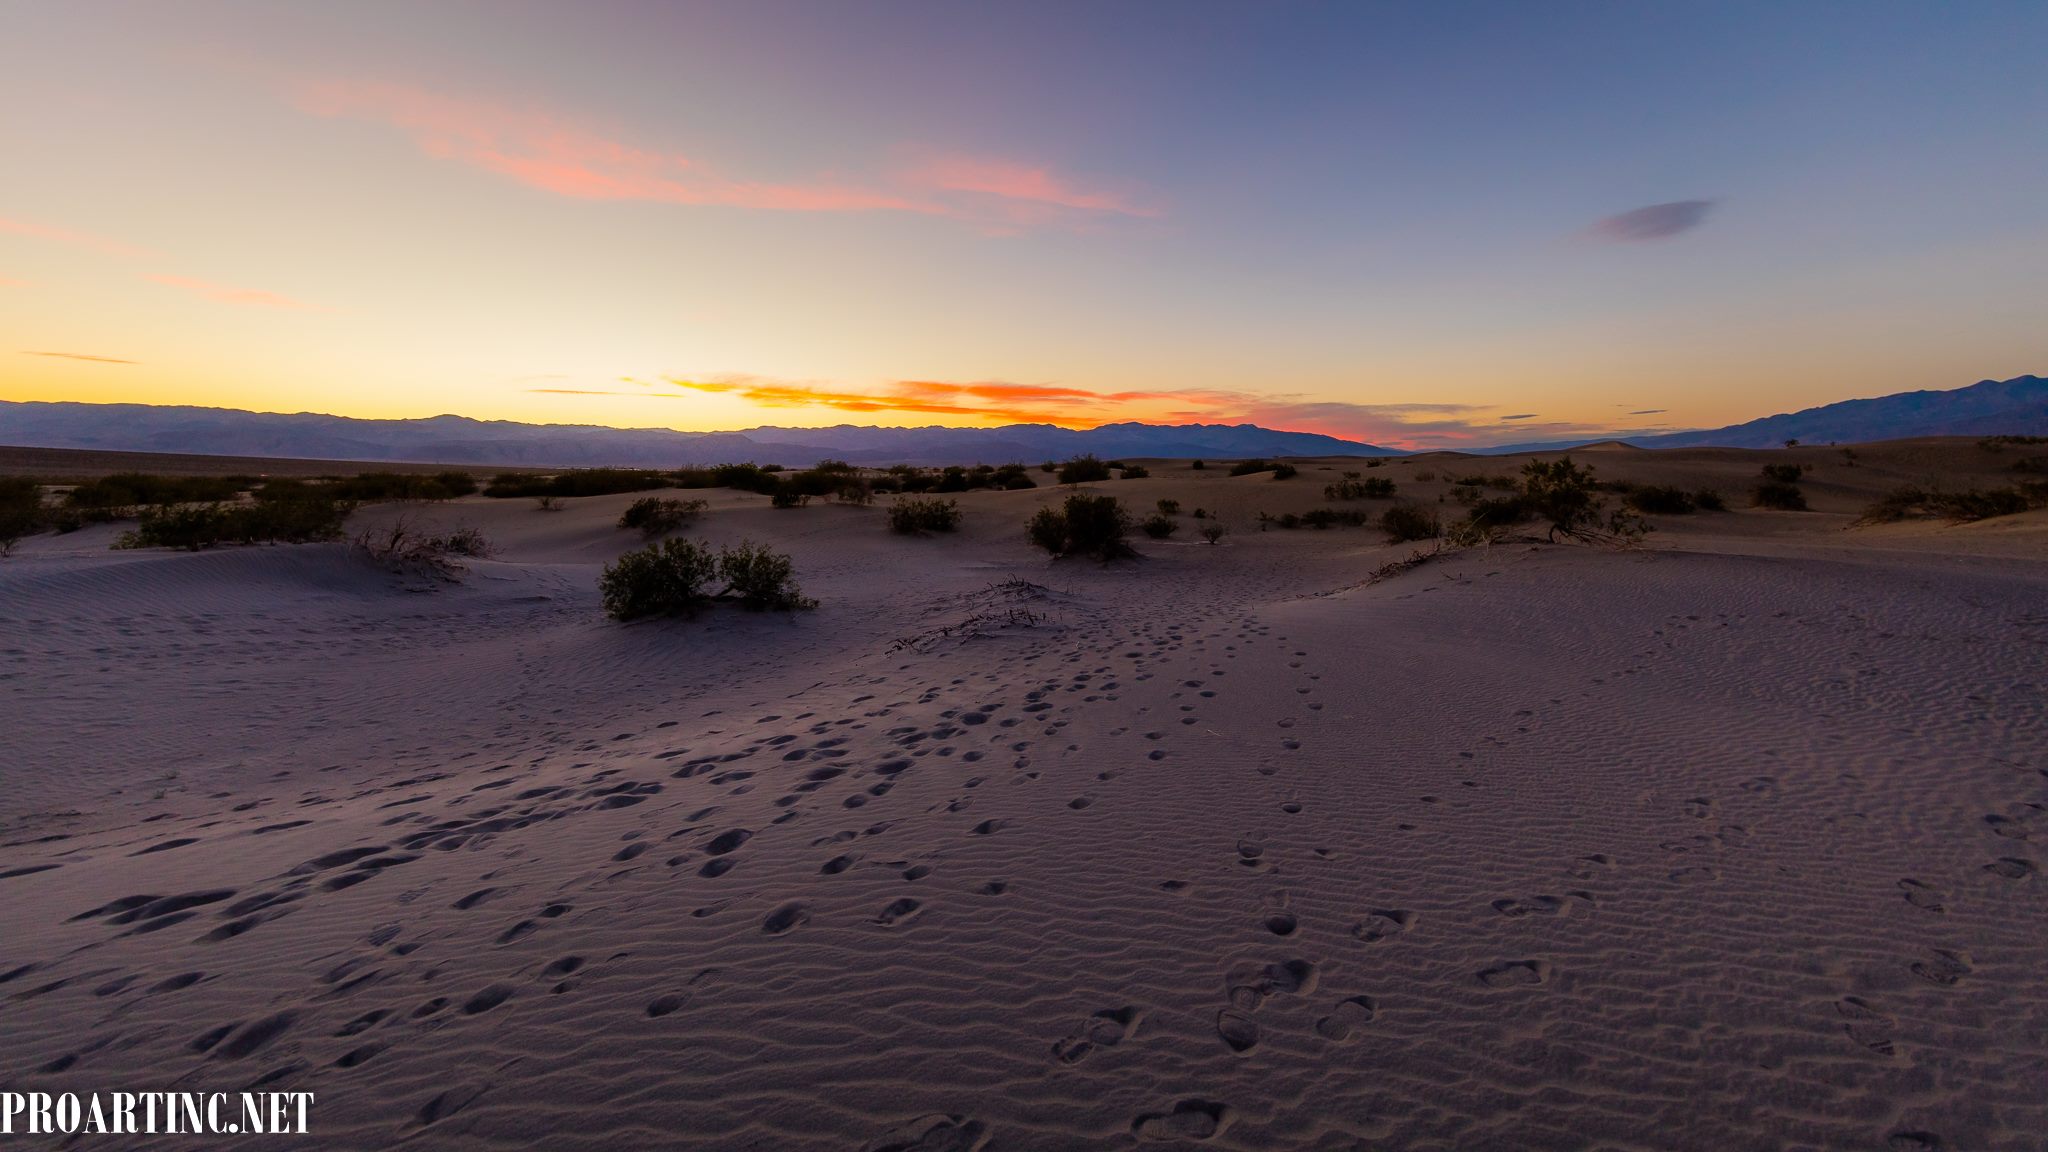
[1630,408,1667,415]
[22,350,137,364]
[147,273,322,310]
[296,80,1154,230]
[0,275,26,287]
[1499,413,1538,420]
[0,216,156,259]
[1587,200,1714,242]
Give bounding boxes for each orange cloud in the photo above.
[903,154,1156,219]
[295,81,1157,228]
[147,273,321,310]
[22,350,137,364]
[0,216,154,259]
[0,275,26,287]
[637,375,1662,449]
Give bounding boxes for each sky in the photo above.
[3,0,2045,449]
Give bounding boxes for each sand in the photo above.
[2,444,2044,1150]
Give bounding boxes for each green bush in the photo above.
[115,491,353,550]
[1141,513,1178,538]
[1760,463,1806,484]
[1863,486,2036,524]
[1327,475,1396,500]
[769,490,810,509]
[1,477,46,554]
[1190,459,1206,470]
[1518,457,1604,539]
[1752,482,1808,510]
[619,496,708,536]
[1271,462,1298,480]
[321,471,476,502]
[717,540,817,610]
[486,469,671,499]
[1057,455,1113,484]
[887,497,961,535]
[1028,494,1134,559]
[1228,459,1275,476]
[1120,464,1150,479]
[599,538,719,619]
[1199,523,1226,544]
[64,472,251,512]
[1379,503,1441,542]
[1693,489,1728,511]
[1624,485,1696,514]
[1156,498,1180,515]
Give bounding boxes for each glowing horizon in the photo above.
[4,3,2046,450]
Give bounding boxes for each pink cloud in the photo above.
[294,80,1157,228]
[0,216,155,259]
[147,273,321,310]
[0,275,26,288]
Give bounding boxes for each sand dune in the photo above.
[2,449,2044,1150]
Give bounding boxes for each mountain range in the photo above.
[0,401,1387,467]
[1478,374,2046,454]
[1,374,2040,467]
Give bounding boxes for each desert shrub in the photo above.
[1518,457,1604,539]
[0,477,46,554]
[668,463,782,495]
[1752,482,1808,510]
[63,472,252,512]
[324,471,475,502]
[888,497,961,535]
[1041,460,1057,473]
[1464,494,1530,529]
[1858,487,1927,524]
[990,463,1037,490]
[1380,503,1441,542]
[1624,485,1696,514]
[1929,488,2031,522]
[1156,498,1180,515]
[1979,435,2048,448]
[354,520,493,575]
[487,469,670,499]
[2007,456,2048,474]
[1365,458,1387,468]
[1327,476,1396,500]
[769,490,810,509]
[1451,473,1516,490]
[116,490,352,550]
[1190,459,1206,470]
[1693,489,1727,511]
[438,527,492,556]
[1057,455,1113,484]
[1199,523,1226,544]
[1271,462,1298,479]
[600,538,719,619]
[1120,464,1150,480]
[836,484,875,506]
[535,495,563,512]
[1299,508,1369,529]
[718,540,817,611]
[1190,507,1208,519]
[117,503,236,550]
[1227,459,1275,476]
[1028,493,1134,559]
[1141,513,1178,538]
[1412,470,1436,482]
[619,496,708,537]
[1760,463,1806,484]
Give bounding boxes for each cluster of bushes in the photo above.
[1429,457,1648,544]
[1260,508,1372,530]
[1380,504,1442,542]
[1326,473,1396,500]
[1228,459,1298,479]
[114,491,354,551]
[1028,493,1135,560]
[869,462,1035,494]
[1859,485,2044,525]
[1620,485,1727,514]
[318,471,476,501]
[486,469,672,499]
[599,538,815,619]
[1749,463,1810,511]
[62,472,254,515]
[887,497,961,535]
[1057,455,1114,484]
[619,496,708,537]
[354,519,493,577]
[0,478,44,554]
[1979,435,2047,449]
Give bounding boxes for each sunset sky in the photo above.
[4,1,2045,448]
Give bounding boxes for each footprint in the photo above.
[1132,1099,1230,1142]
[1350,909,1415,942]
[1313,995,1378,1042]
[1836,996,1897,1056]
[1984,857,2035,880]
[1898,878,1946,913]
[875,898,922,927]
[762,902,810,935]
[646,993,687,1018]
[1052,1006,1140,1064]
[1225,958,1316,1011]
[1263,911,1298,936]
[1909,949,1972,987]
[1214,1009,1259,1053]
[1476,960,1550,989]
[1490,896,1565,918]
[859,1114,989,1152]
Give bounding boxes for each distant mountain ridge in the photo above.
[0,401,1388,467]
[1478,374,2047,454]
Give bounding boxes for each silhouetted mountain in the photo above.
[1477,374,2047,453]
[0,401,1388,467]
